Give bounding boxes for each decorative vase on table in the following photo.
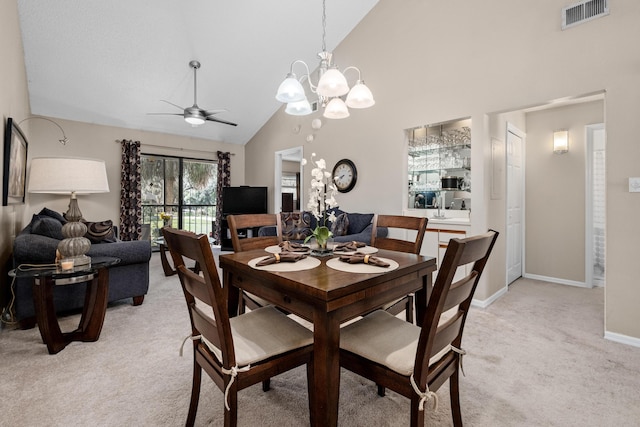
[303,154,338,257]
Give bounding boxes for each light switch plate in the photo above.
[629,177,640,192]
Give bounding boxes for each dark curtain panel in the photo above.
[215,151,231,243]
[120,140,142,241]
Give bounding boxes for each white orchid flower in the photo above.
[316,158,326,170]
[327,211,337,223]
[301,158,307,166]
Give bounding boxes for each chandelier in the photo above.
[275,0,375,119]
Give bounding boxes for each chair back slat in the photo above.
[414,230,499,383]
[442,272,478,313]
[228,213,282,252]
[191,305,222,351]
[431,315,464,356]
[162,227,236,366]
[371,214,428,255]
[179,267,213,308]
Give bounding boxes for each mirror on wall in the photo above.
[274,146,303,213]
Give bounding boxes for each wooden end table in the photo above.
[10,256,120,354]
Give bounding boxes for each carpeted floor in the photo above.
[1,252,639,426]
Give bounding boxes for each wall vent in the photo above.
[562,0,609,30]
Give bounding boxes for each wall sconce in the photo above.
[553,130,569,154]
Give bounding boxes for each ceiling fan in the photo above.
[148,60,237,127]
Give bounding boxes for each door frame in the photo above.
[505,122,526,285]
[274,146,304,213]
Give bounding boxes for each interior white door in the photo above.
[506,126,524,284]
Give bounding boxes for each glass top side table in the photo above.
[10,256,120,354]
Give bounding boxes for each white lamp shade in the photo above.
[317,68,349,97]
[276,74,306,103]
[28,157,110,194]
[285,98,313,116]
[345,81,375,109]
[553,130,569,154]
[323,97,350,119]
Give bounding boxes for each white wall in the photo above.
[1,0,31,300]
[245,0,640,340]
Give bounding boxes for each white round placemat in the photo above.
[249,255,321,272]
[326,256,399,273]
[264,245,311,254]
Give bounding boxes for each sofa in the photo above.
[11,208,152,327]
[259,209,388,245]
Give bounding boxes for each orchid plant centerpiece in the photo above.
[302,153,338,250]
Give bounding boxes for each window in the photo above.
[141,154,217,245]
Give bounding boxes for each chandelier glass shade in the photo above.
[275,0,375,119]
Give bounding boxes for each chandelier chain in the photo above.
[321,0,327,52]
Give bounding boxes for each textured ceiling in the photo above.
[16,0,379,145]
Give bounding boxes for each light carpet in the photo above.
[1,252,639,426]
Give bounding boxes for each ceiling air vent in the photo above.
[562,0,609,30]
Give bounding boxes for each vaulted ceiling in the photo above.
[16,0,379,145]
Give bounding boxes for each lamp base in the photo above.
[57,193,92,265]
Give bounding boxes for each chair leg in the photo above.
[224,385,238,427]
[450,368,463,426]
[262,379,271,391]
[406,294,414,324]
[409,394,426,427]
[377,384,386,397]
[238,291,246,314]
[186,361,202,427]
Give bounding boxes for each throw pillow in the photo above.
[347,213,374,235]
[83,220,117,243]
[37,207,67,224]
[331,213,349,236]
[30,214,65,240]
[280,212,313,241]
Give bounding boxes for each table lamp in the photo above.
[28,157,110,266]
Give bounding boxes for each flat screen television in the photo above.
[222,186,268,215]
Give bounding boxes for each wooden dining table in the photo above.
[219,248,436,427]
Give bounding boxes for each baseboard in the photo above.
[604,331,640,348]
[471,285,508,308]
[523,273,589,288]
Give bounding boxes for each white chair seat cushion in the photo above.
[340,310,450,376]
[200,305,313,366]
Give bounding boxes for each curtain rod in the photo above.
[115,140,235,156]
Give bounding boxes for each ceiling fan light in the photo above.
[317,68,349,97]
[285,98,313,116]
[185,115,205,125]
[323,97,350,119]
[345,81,375,109]
[276,73,306,103]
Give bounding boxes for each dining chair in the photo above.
[340,230,498,427]
[161,227,314,427]
[227,213,282,314]
[371,214,428,323]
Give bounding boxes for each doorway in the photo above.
[274,147,304,213]
[586,123,606,287]
[506,124,525,285]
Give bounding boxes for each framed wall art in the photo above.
[3,117,29,206]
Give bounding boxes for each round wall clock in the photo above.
[332,159,358,193]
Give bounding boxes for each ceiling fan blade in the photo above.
[147,113,184,117]
[203,109,228,117]
[160,99,186,111]
[205,116,238,127]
